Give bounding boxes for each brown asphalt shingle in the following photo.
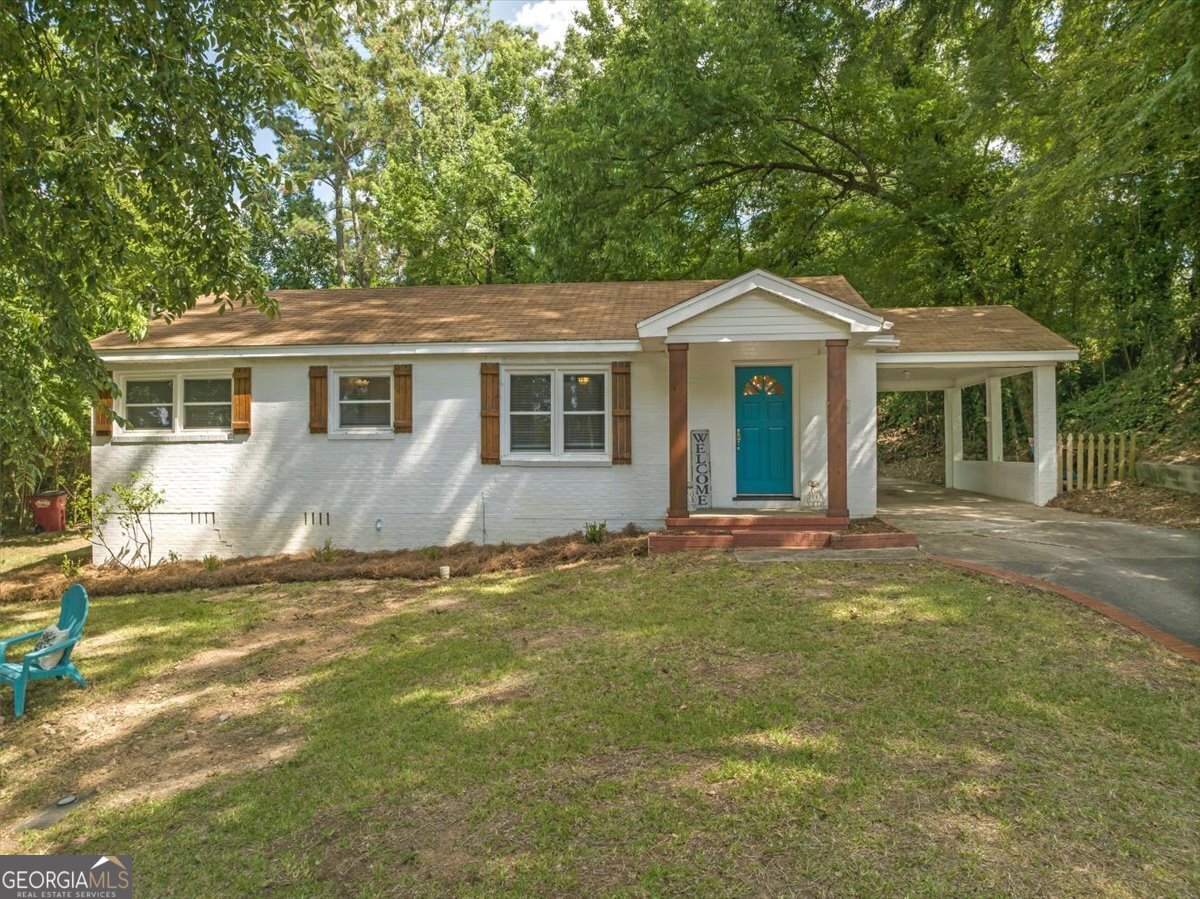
[877,305,1076,354]
[91,276,1075,355]
[92,277,871,350]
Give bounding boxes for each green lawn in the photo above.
[0,531,90,575]
[1,557,1196,896]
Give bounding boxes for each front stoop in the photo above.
[666,515,848,530]
[647,515,919,553]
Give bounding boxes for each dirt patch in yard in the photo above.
[0,579,438,847]
[0,532,647,605]
[1048,481,1200,530]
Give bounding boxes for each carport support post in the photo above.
[986,376,1003,462]
[1032,365,1058,505]
[943,387,963,489]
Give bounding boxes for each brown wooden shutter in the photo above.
[612,361,632,464]
[480,363,500,464]
[308,366,328,433]
[94,371,114,437]
[393,364,412,433]
[232,367,252,434]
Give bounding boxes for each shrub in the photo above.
[584,521,608,544]
[202,554,223,572]
[88,470,165,571]
[311,538,340,564]
[60,554,83,580]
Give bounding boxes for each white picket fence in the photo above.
[1058,431,1138,493]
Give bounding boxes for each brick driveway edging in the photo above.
[930,554,1200,664]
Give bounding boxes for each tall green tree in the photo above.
[0,0,329,501]
[272,16,381,286]
[373,17,547,284]
[269,0,547,286]
[249,189,340,289]
[531,0,1198,376]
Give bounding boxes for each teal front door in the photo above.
[735,366,794,496]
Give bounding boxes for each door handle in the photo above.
[736,428,741,451]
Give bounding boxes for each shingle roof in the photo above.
[91,277,1075,355]
[878,305,1076,354]
[91,276,872,350]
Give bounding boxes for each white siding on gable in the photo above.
[92,352,670,562]
[666,288,850,344]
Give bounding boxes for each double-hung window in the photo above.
[125,379,175,430]
[504,368,608,460]
[333,372,392,432]
[122,375,232,433]
[183,379,233,429]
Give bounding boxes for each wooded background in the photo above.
[2,0,1197,523]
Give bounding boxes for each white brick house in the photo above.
[90,269,1077,561]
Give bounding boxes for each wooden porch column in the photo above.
[825,339,849,519]
[668,343,689,519]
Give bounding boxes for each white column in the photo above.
[1032,364,1058,505]
[985,376,1003,462]
[943,387,963,489]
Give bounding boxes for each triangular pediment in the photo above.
[636,269,888,340]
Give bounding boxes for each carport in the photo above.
[876,307,1079,506]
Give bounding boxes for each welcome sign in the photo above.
[690,429,712,509]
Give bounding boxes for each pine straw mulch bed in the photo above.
[1048,481,1200,531]
[844,516,904,534]
[0,533,648,605]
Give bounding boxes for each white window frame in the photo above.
[116,372,234,436]
[501,366,611,464]
[329,367,394,438]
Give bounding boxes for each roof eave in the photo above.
[95,338,646,363]
[877,349,1079,365]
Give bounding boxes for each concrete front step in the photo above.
[649,530,837,552]
[648,533,738,552]
[732,530,832,548]
[666,515,848,530]
[647,529,921,553]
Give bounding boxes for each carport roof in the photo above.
[877,305,1076,354]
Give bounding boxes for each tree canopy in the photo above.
[2,0,1196,513]
[1,0,329,495]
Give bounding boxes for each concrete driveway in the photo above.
[878,479,1200,648]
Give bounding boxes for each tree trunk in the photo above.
[333,172,347,286]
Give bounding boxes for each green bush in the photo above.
[60,554,83,580]
[311,539,340,564]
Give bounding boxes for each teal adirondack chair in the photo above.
[0,584,89,718]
